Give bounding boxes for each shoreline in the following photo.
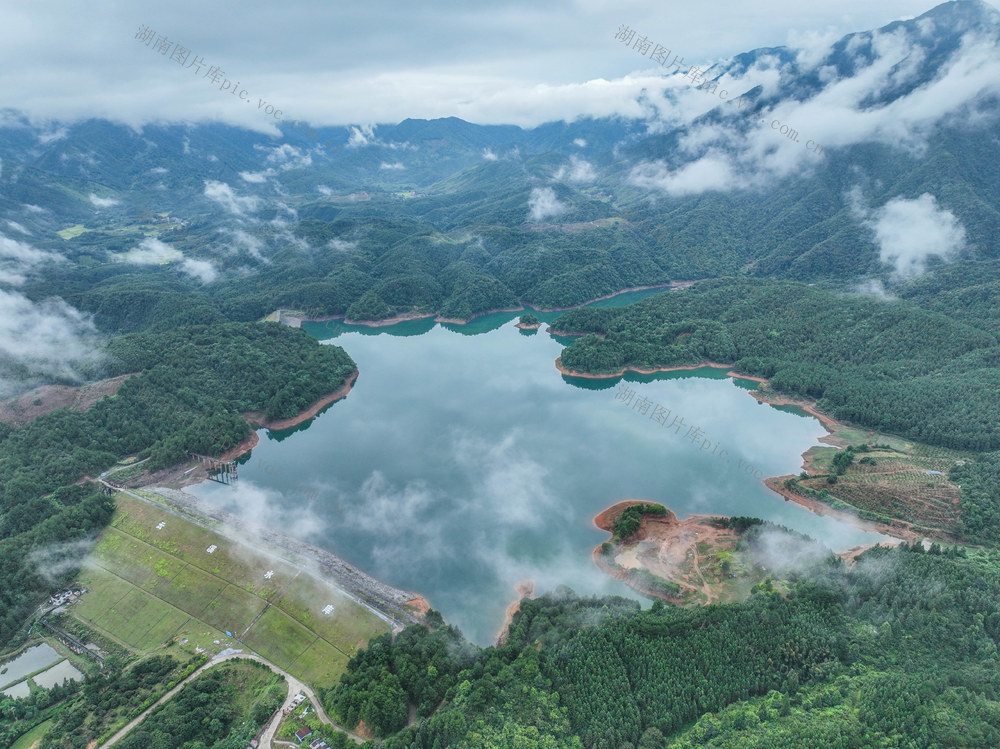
[763,477,931,543]
[138,370,359,491]
[244,369,359,432]
[563,359,932,544]
[592,501,704,604]
[591,501,904,605]
[747,389,839,430]
[280,280,696,330]
[345,311,437,327]
[554,358,737,379]
[495,580,534,646]
[434,307,523,325]
[526,281,692,313]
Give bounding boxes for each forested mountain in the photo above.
[324,538,1000,748]
[1,2,998,344]
[555,278,1000,451]
[3,2,1000,746]
[0,323,355,644]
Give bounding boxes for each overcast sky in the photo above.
[3,0,995,130]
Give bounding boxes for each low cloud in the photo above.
[118,237,182,265]
[226,228,266,259]
[554,156,596,183]
[852,278,897,301]
[482,148,498,161]
[328,238,356,252]
[854,191,966,279]
[37,127,68,145]
[203,180,260,216]
[347,123,377,148]
[239,170,270,183]
[0,290,104,397]
[88,193,120,208]
[118,238,219,283]
[202,480,329,544]
[630,155,737,196]
[527,186,566,221]
[28,539,97,583]
[380,161,404,170]
[0,234,63,285]
[179,258,218,284]
[744,526,836,577]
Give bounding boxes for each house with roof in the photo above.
[295,726,314,743]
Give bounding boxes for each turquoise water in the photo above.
[192,307,885,644]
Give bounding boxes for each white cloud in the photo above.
[853,278,897,300]
[316,185,333,196]
[379,161,404,169]
[328,238,356,251]
[202,479,329,543]
[118,237,182,265]
[256,143,313,171]
[22,204,45,214]
[788,27,842,70]
[88,193,119,208]
[347,123,376,147]
[527,186,566,221]
[554,155,596,183]
[0,234,63,285]
[149,166,168,174]
[0,290,103,397]
[482,148,498,161]
[37,127,67,144]
[203,180,260,216]
[239,170,270,183]
[179,257,218,284]
[4,220,30,235]
[573,138,587,147]
[117,237,220,282]
[630,154,738,196]
[861,193,967,279]
[227,228,266,259]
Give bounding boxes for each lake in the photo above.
[191,301,884,644]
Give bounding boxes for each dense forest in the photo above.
[0,323,356,646]
[555,278,1000,451]
[112,659,284,749]
[325,534,1000,748]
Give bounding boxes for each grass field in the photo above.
[71,494,388,687]
[10,720,52,749]
[56,224,90,239]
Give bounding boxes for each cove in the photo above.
[190,303,885,645]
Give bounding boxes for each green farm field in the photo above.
[71,493,388,687]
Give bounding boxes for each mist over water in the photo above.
[191,307,884,644]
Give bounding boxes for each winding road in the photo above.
[98,650,363,748]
